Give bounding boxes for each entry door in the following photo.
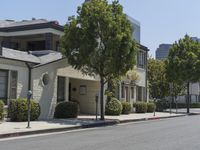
[0,70,8,100]
[57,76,65,103]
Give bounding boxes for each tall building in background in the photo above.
[156,37,200,60]
[127,16,141,43]
[155,44,172,60]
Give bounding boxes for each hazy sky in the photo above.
[1,0,200,56]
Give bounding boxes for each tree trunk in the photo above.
[186,82,190,114]
[100,77,105,120]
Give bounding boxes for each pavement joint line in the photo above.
[0,114,188,139]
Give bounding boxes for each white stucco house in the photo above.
[0,18,148,120]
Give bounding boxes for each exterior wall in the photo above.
[0,58,28,99]
[135,67,146,87]
[32,63,58,120]
[70,78,100,114]
[32,58,100,119]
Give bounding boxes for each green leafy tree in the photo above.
[147,58,169,99]
[61,0,138,120]
[165,60,186,104]
[167,35,200,113]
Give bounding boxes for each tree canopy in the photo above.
[147,58,169,99]
[167,35,200,84]
[61,0,138,119]
[167,35,200,113]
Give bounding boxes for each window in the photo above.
[56,41,60,51]
[131,87,134,99]
[9,71,18,99]
[42,73,49,86]
[27,40,45,51]
[11,42,19,50]
[0,70,8,100]
[57,76,65,103]
[137,51,146,68]
[136,86,146,101]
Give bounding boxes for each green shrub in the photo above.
[155,99,169,112]
[170,103,200,109]
[121,101,132,114]
[0,100,4,120]
[105,97,122,115]
[134,102,147,113]
[147,103,156,112]
[8,98,40,122]
[54,101,78,118]
[190,103,200,108]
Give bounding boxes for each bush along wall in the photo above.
[121,101,132,114]
[134,102,147,113]
[0,100,4,120]
[8,98,40,122]
[147,103,156,112]
[54,101,78,118]
[155,99,169,112]
[105,97,122,115]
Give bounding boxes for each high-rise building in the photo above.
[127,16,141,43]
[155,44,172,60]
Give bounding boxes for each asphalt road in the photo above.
[0,116,200,150]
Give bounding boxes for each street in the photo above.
[0,116,200,150]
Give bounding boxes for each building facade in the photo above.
[0,18,148,119]
[117,17,149,107]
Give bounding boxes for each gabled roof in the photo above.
[0,48,62,64]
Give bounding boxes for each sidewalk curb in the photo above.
[0,114,186,139]
[117,114,186,124]
[188,113,200,116]
[0,120,119,139]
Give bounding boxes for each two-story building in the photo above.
[0,18,148,120]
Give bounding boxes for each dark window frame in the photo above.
[131,87,134,99]
[137,51,146,69]
[0,69,9,104]
[57,76,66,103]
[10,70,18,99]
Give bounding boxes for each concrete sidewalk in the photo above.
[165,108,200,115]
[0,112,185,138]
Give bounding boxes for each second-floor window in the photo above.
[137,51,145,68]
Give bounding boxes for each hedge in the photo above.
[54,101,78,118]
[121,101,132,114]
[105,97,122,115]
[133,102,147,113]
[0,100,4,120]
[155,99,169,112]
[8,98,40,122]
[147,103,156,112]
